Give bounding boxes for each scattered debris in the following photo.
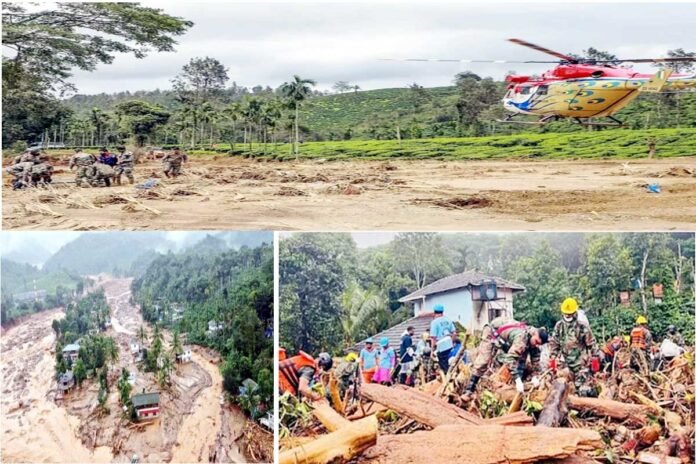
[276,186,307,196]
[411,196,493,210]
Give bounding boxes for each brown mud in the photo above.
[1,277,251,463]
[3,157,695,230]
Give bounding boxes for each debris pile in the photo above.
[280,350,694,463]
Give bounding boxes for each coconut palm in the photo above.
[340,282,387,345]
[224,102,242,151]
[279,75,316,159]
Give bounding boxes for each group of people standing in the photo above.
[279,298,687,405]
[5,145,189,189]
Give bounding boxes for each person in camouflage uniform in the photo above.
[69,148,97,187]
[89,162,116,187]
[665,325,684,346]
[162,147,187,178]
[29,160,54,186]
[6,162,33,189]
[464,317,548,398]
[549,298,597,397]
[333,352,360,406]
[115,146,135,185]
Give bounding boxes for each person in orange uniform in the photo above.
[279,348,333,401]
[629,316,653,375]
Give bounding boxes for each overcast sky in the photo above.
[64,2,696,95]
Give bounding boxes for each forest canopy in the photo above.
[280,232,695,355]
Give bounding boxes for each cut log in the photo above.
[279,415,378,464]
[362,424,602,464]
[346,401,388,420]
[328,375,345,415]
[537,378,569,427]
[637,452,682,464]
[485,411,534,427]
[362,383,483,427]
[311,402,351,432]
[497,386,650,425]
[508,392,523,413]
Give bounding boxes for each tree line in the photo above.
[280,233,695,355]
[131,243,273,420]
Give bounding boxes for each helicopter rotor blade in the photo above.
[606,57,696,64]
[508,38,576,62]
[377,58,560,64]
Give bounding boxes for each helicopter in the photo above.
[382,38,696,127]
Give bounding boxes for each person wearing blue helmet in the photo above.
[430,304,456,373]
[373,337,396,385]
[359,337,378,383]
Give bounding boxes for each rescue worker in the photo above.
[665,325,684,346]
[630,316,653,375]
[597,336,624,372]
[89,162,115,187]
[6,161,33,189]
[29,158,54,186]
[549,298,597,397]
[416,331,434,383]
[162,147,187,178]
[278,348,333,402]
[334,352,360,399]
[98,147,117,167]
[69,148,97,187]
[430,304,456,373]
[115,146,135,185]
[359,338,378,384]
[464,317,548,399]
[398,326,416,385]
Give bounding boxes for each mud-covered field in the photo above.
[3,157,695,230]
[1,277,250,463]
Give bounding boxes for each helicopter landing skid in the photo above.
[496,114,558,125]
[574,116,626,128]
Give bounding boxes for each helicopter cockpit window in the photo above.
[519,87,531,95]
[537,85,549,95]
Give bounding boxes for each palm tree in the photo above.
[260,100,282,154]
[340,282,387,346]
[279,75,316,159]
[224,102,242,151]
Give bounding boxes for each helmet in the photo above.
[433,304,444,314]
[561,298,578,315]
[365,337,374,345]
[623,335,631,344]
[379,337,389,347]
[317,352,333,371]
[345,352,358,362]
[636,315,648,325]
[421,331,430,341]
[667,325,676,333]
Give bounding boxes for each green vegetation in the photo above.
[131,243,273,420]
[280,233,695,355]
[0,258,83,325]
[53,290,119,383]
[42,232,169,276]
[190,128,696,161]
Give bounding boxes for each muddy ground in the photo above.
[3,157,695,230]
[1,277,250,463]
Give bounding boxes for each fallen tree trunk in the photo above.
[537,378,569,427]
[485,411,534,427]
[362,383,483,427]
[311,402,351,432]
[362,424,602,463]
[637,452,682,464]
[497,386,650,425]
[279,415,378,464]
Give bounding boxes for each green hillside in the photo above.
[63,84,696,143]
[1,259,81,295]
[192,128,696,161]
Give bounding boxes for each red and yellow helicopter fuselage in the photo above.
[503,64,696,119]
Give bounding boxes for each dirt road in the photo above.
[0,308,113,463]
[3,157,695,230]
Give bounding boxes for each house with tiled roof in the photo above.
[352,271,525,351]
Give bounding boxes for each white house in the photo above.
[399,270,525,332]
[175,345,192,363]
[62,343,80,362]
[352,271,525,351]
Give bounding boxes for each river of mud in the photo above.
[1,277,251,463]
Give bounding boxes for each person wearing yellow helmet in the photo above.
[629,315,653,375]
[335,352,360,401]
[550,297,597,397]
